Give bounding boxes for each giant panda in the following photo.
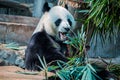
[25,2,76,71]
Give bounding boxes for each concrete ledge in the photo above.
[0,14,39,45]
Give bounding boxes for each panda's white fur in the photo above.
[33,6,76,40]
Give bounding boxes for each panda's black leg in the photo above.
[25,59,32,71]
[25,53,35,71]
[32,62,36,71]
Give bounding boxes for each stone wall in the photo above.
[0,14,39,45]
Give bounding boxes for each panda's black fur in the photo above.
[25,29,68,71]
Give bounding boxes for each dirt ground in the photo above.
[0,66,55,80]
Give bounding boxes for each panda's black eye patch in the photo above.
[68,19,72,26]
[55,19,62,26]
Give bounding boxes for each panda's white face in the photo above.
[33,6,75,41]
[49,6,75,40]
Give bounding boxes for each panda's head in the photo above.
[33,2,76,41]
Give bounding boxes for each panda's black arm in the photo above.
[46,48,68,62]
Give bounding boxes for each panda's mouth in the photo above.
[59,32,67,41]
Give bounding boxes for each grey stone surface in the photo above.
[0,45,25,68]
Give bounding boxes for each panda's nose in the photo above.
[64,28,70,31]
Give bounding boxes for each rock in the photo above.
[0,43,25,68]
[0,59,10,66]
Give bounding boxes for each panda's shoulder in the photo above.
[30,31,45,41]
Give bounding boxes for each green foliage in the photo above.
[56,61,102,80]
[37,55,59,80]
[64,25,86,57]
[37,55,48,80]
[16,71,39,75]
[108,64,120,76]
[5,42,20,50]
[76,0,120,43]
[76,10,89,13]
[87,0,120,29]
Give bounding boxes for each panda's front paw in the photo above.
[25,60,41,71]
[25,61,36,71]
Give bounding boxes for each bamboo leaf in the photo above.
[87,67,92,80]
[92,71,103,80]
[87,64,96,73]
[56,71,65,80]
[5,42,20,50]
[81,66,87,73]
[43,56,47,68]
[47,66,58,72]
[76,10,89,13]
[37,55,46,69]
[81,70,87,80]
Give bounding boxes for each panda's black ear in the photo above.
[42,2,50,13]
[65,4,68,10]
